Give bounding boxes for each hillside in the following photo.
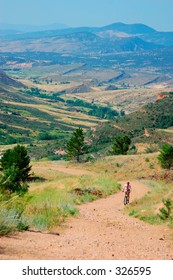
[117,93,173,132]
[1,77,173,159]
[0,32,160,54]
[0,83,105,159]
[0,70,25,88]
[87,93,173,153]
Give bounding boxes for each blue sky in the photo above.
[1,0,173,31]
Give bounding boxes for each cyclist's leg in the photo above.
[124,191,128,205]
[127,191,130,203]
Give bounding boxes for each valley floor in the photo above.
[0,181,172,260]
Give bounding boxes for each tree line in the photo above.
[0,128,173,194]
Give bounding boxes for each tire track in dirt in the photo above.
[0,181,173,260]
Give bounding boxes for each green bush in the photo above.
[158,198,173,220]
[0,208,28,235]
[0,193,30,235]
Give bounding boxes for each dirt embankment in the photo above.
[0,180,173,260]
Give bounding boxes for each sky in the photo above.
[1,0,173,31]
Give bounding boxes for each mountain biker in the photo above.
[122,181,131,198]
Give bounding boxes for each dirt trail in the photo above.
[0,181,173,260]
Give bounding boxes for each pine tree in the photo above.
[66,128,88,162]
[158,144,173,169]
[0,145,31,193]
[111,136,131,155]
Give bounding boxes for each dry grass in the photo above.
[81,152,161,181]
[25,158,121,230]
[2,99,101,129]
[30,160,95,193]
[125,180,173,226]
[19,79,81,92]
[70,87,171,113]
[158,128,173,134]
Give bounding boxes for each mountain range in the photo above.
[0,23,68,33]
[0,22,173,54]
[0,22,173,157]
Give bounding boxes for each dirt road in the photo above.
[0,181,172,260]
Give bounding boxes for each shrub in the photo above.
[145,145,158,153]
[0,193,30,235]
[158,198,173,220]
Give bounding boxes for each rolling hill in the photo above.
[0,70,25,88]
[0,78,105,159]
[86,93,173,154]
[0,32,160,54]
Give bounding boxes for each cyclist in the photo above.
[122,181,131,199]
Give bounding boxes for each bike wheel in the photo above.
[124,195,128,205]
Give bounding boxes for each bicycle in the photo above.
[124,191,130,205]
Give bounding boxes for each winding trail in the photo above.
[0,181,173,260]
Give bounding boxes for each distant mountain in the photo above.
[0,23,68,32]
[99,22,156,34]
[0,22,172,54]
[0,22,157,39]
[0,30,161,54]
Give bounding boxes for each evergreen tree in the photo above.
[158,144,173,169]
[66,128,88,162]
[111,136,131,155]
[0,145,31,193]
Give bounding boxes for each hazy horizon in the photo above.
[1,0,173,32]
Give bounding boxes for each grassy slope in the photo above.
[1,88,173,160]
[28,152,173,230]
[88,93,173,154]
[117,93,173,131]
[0,85,103,158]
